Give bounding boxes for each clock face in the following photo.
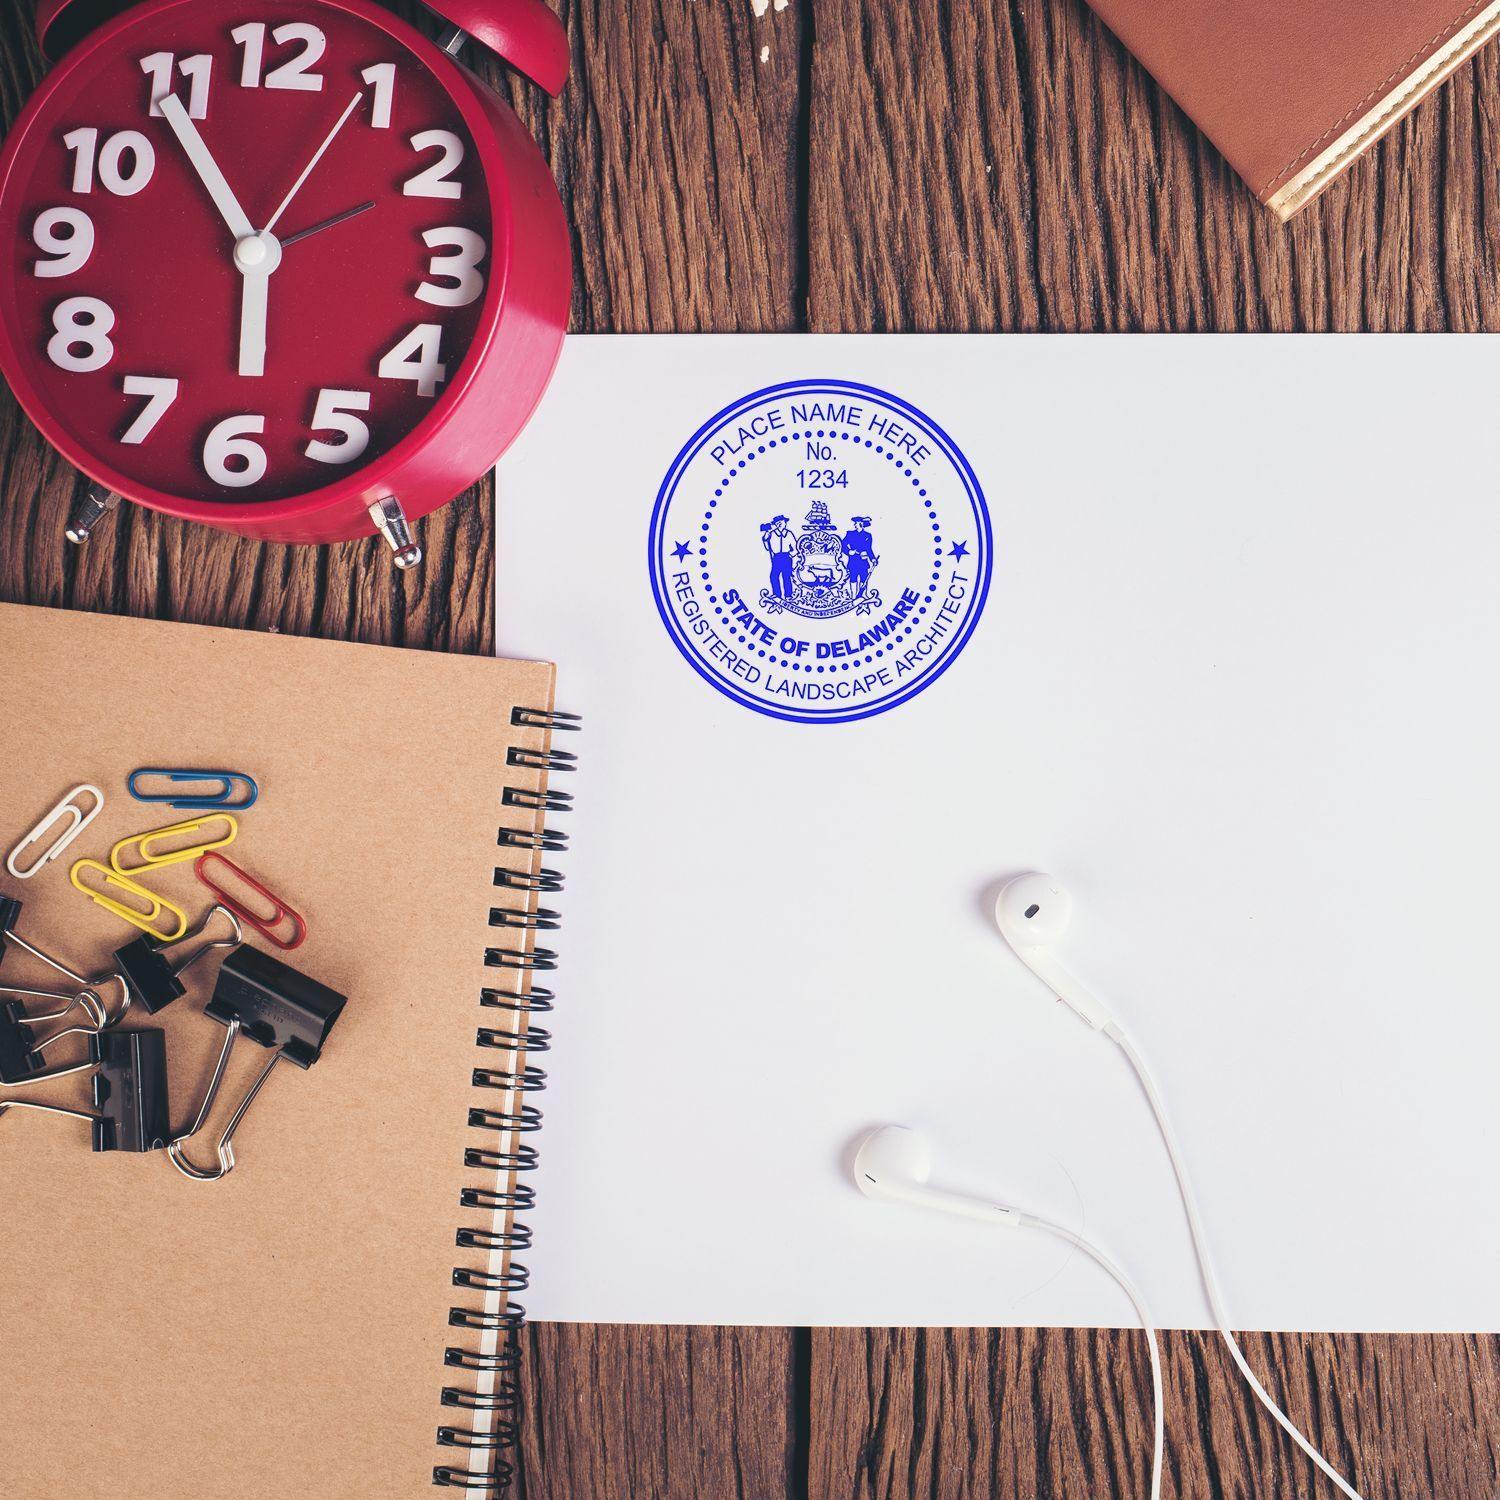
[0,0,496,507]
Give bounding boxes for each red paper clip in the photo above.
[193,852,307,951]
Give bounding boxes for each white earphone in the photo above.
[853,1124,1163,1500]
[992,873,1115,1031]
[854,1125,1022,1225]
[990,873,1368,1500]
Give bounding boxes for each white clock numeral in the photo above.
[62,127,97,192]
[138,54,170,109]
[32,208,95,278]
[64,128,155,196]
[204,414,268,487]
[417,228,487,308]
[232,22,325,90]
[403,130,464,200]
[48,297,115,373]
[379,324,447,398]
[266,23,325,89]
[141,52,213,118]
[62,128,96,193]
[306,388,372,464]
[120,376,180,444]
[230,22,264,85]
[361,63,396,129]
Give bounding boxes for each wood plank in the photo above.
[812,1329,1500,1499]
[498,0,806,333]
[522,1324,797,1500]
[807,0,1500,333]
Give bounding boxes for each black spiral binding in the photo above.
[433,706,581,1494]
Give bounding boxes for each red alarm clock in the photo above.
[0,0,570,565]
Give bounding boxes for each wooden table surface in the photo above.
[4,3,1500,1496]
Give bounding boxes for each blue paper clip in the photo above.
[127,768,259,812]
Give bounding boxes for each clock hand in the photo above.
[262,90,366,237]
[280,200,377,249]
[158,94,255,242]
[234,232,281,379]
[159,92,282,380]
[236,197,374,377]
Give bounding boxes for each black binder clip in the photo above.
[1,895,131,1080]
[0,980,124,1083]
[167,947,346,1182]
[0,1027,171,1151]
[0,893,89,988]
[111,904,243,1018]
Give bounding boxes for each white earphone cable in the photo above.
[1021,1212,1163,1500]
[1107,1024,1366,1500]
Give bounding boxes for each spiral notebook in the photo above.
[0,603,572,1498]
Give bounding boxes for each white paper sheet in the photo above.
[496,334,1500,1330]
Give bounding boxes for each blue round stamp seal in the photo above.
[648,379,992,724]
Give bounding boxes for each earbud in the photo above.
[994,873,1115,1031]
[852,1126,1020,1226]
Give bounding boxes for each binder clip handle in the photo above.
[0,894,89,986]
[166,1017,281,1182]
[167,948,346,1183]
[0,976,127,1083]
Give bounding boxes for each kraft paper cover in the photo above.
[0,603,555,1497]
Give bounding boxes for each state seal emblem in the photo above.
[759,499,882,620]
[648,379,992,724]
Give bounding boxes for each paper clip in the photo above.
[109,814,238,876]
[127,768,258,811]
[69,860,188,942]
[5,785,104,880]
[0,1028,171,1152]
[111,904,243,1018]
[194,852,307,950]
[168,947,346,1183]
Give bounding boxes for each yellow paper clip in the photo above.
[69,860,188,942]
[108,814,238,876]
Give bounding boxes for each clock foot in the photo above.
[368,497,423,570]
[64,486,121,546]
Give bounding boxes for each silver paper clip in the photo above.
[5,785,104,880]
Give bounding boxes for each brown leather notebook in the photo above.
[1085,0,1500,217]
[0,604,570,1497]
